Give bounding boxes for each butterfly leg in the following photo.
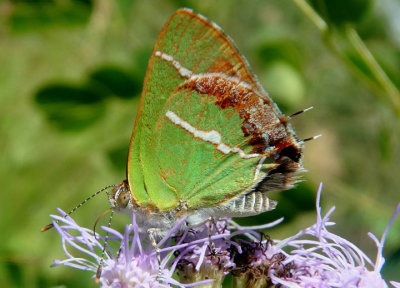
[207,217,217,255]
[94,209,114,283]
[184,215,218,255]
[147,228,162,280]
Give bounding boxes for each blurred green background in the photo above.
[1,0,400,287]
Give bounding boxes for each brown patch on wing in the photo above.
[181,74,301,163]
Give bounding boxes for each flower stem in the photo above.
[291,0,328,33]
[291,0,400,117]
[345,26,400,115]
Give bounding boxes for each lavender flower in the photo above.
[50,184,400,287]
[173,217,286,287]
[267,183,400,288]
[172,219,233,286]
[51,210,212,287]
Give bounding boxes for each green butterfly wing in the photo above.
[127,9,302,211]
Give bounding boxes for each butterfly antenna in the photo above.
[300,134,322,143]
[94,208,114,283]
[41,184,117,232]
[289,106,314,118]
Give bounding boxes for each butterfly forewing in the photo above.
[128,9,301,211]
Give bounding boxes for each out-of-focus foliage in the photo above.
[0,0,399,287]
[310,0,373,25]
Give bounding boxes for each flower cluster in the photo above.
[50,184,400,287]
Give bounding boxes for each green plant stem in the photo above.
[345,26,400,115]
[291,0,328,33]
[291,0,400,117]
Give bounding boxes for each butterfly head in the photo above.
[109,180,135,213]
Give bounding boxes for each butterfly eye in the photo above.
[117,190,131,208]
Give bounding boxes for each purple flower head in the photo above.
[174,219,233,271]
[270,183,400,288]
[50,210,212,287]
[172,216,286,286]
[172,219,234,285]
[49,183,400,287]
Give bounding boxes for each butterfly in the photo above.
[108,8,304,232]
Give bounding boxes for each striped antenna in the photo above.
[289,106,314,118]
[41,184,117,232]
[300,134,322,143]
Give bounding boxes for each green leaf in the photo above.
[35,84,106,131]
[89,66,142,100]
[108,144,129,172]
[9,1,91,32]
[257,41,303,70]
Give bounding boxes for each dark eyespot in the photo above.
[279,144,301,162]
